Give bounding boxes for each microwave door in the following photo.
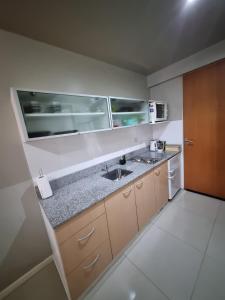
[156,103,165,120]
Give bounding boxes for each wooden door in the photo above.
[134,171,156,230]
[183,59,225,199]
[104,184,138,257]
[154,162,169,211]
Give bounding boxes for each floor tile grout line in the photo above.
[189,201,222,300]
[154,223,205,254]
[126,256,171,300]
[173,200,221,223]
[125,192,223,300]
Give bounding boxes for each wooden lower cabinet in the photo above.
[56,201,105,244]
[154,162,169,211]
[67,240,112,299]
[104,184,138,257]
[48,161,169,300]
[60,213,109,274]
[134,171,156,230]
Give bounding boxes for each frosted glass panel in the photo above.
[110,97,149,128]
[17,91,110,139]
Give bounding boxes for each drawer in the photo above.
[67,239,112,299]
[60,213,109,274]
[56,202,105,244]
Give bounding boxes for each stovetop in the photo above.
[131,157,162,165]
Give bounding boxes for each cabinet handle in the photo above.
[155,170,160,176]
[136,181,143,189]
[82,254,100,270]
[77,227,95,242]
[123,189,132,198]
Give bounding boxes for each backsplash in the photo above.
[24,124,153,179]
[50,146,149,192]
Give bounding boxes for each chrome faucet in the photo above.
[102,164,109,173]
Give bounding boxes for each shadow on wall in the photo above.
[23,124,153,178]
[4,262,67,300]
[0,183,51,291]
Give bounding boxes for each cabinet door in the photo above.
[67,239,112,299]
[110,97,149,128]
[155,162,169,211]
[105,184,138,257]
[16,90,110,140]
[134,171,156,230]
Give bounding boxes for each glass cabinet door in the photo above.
[17,91,110,139]
[110,97,149,128]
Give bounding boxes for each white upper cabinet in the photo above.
[11,89,149,142]
[109,97,149,128]
[13,90,111,141]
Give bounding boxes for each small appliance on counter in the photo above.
[150,139,166,152]
[150,139,158,151]
[149,101,168,123]
[157,140,166,153]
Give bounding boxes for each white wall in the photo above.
[147,39,225,87]
[150,77,184,187]
[0,29,151,291]
[150,76,183,121]
[148,42,225,188]
[0,30,151,179]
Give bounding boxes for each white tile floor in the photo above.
[82,190,225,300]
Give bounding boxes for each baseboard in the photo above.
[0,256,53,300]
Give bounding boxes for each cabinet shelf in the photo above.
[25,112,105,118]
[111,112,146,115]
[150,121,169,125]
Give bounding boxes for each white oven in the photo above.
[149,101,168,123]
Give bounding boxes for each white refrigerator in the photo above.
[168,154,181,199]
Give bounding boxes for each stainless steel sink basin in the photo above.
[102,168,133,181]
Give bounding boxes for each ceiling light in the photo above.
[187,0,196,4]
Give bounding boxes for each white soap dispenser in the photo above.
[36,169,53,199]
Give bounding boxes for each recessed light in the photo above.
[187,0,196,4]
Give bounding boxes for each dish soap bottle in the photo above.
[119,155,126,165]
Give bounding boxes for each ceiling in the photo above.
[0,0,225,75]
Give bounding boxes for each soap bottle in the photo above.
[119,155,126,165]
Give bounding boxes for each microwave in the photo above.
[149,101,168,123]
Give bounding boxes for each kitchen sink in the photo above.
[102,168,133,181]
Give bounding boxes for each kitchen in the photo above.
[0,1,225,300]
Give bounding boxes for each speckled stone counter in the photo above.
[39,148,180,228]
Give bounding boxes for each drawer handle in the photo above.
[82,254,100,270]
[155,170,160,176]
[168,169,175,176]
[78,227,95,242]
[123,189,132,198]
[136,181,143,189]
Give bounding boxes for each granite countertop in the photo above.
[40,149,180,228]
